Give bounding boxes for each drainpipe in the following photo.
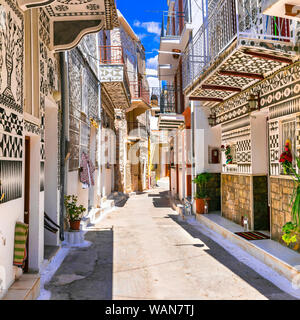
[191,100,195,213]
[59,51,70,241]
[96,34,103,201]
[97,82,103,201]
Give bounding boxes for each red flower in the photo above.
[280,142,293,164]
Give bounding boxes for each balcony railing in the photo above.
[161,0,192,38]
[99,46,124,64]
[182,0,297,89]
[130,81,150,105]
[150,87,162,107]
[99,45,131,105]
[128,121,148,140]
[160,85,176,114]
[149,86,176,113]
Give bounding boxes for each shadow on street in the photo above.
[168,213,297,300]
[45,228,113,300]
[151,190,171,208]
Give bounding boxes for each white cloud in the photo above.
[147,69,159,88]
[146,55,158,70]
[137,33,148,40]
[140,21,161,36]
[146,68,158,76]
[134,21,161,36]
[133,20,141,27]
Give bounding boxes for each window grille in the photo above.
[231,143,237,164]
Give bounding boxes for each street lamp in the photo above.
[248,93,260,112]
[172,49,181,59]
[208,113,216,126]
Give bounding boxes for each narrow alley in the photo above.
[44,187,296,300]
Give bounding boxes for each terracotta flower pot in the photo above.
[195,198,210,214]
[69,220,81,231]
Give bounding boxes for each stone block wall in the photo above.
[221,174,252,227]
[221,174,269,230]
[270,177,300,252]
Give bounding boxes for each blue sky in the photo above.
[115,0,168,85]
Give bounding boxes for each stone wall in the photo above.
[270,177,300,252]
[221,174,269,229]
[114,109,127,192]
[221,174,252,227]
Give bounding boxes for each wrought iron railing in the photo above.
[160,85,176,113]
[149,86,176,113]
[150,87,162,108]
[161,0,192,38]
[130,81,150,104]
[99,46,124,64]
[182,0,296,89]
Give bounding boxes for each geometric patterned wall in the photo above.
[212,63,300,126]
[0,0,24,204]
[0,160,22,204]
[221,120,252,174]
[269,120,280,176]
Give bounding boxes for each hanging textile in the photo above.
[13,222,29,268]
[80,152,95,187]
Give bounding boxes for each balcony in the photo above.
[262,1,300,22]
[157,86,185,130]
[127,121,149,141]
[183,0,299,106]
[159,0,193,81]
[18,0,119,52]
[127,81,151,112]
[99,46,131,110]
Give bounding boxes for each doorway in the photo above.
[24,137,30,272]
[44,103,59,250]
[88,126,96,211]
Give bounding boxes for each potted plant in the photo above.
[225,145,233,164]
[64,195,86,231]
[279,143,300,250]
[193,172,212,214]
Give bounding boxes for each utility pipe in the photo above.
[191,100,195,213]
[59,51,70,241]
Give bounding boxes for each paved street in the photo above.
[45,188,296,300]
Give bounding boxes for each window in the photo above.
[208,146,220,164]
[80,121,89,157]
[281,118,296,172]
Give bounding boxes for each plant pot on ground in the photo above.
[195,197,210,215]
[64,195,86,231]
[193,172,213,214]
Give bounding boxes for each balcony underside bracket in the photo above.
[189,97,224,103]
[17,0,119,52]
[244,50,294,64]
[218,70,264,80]
[201,85,242,92]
